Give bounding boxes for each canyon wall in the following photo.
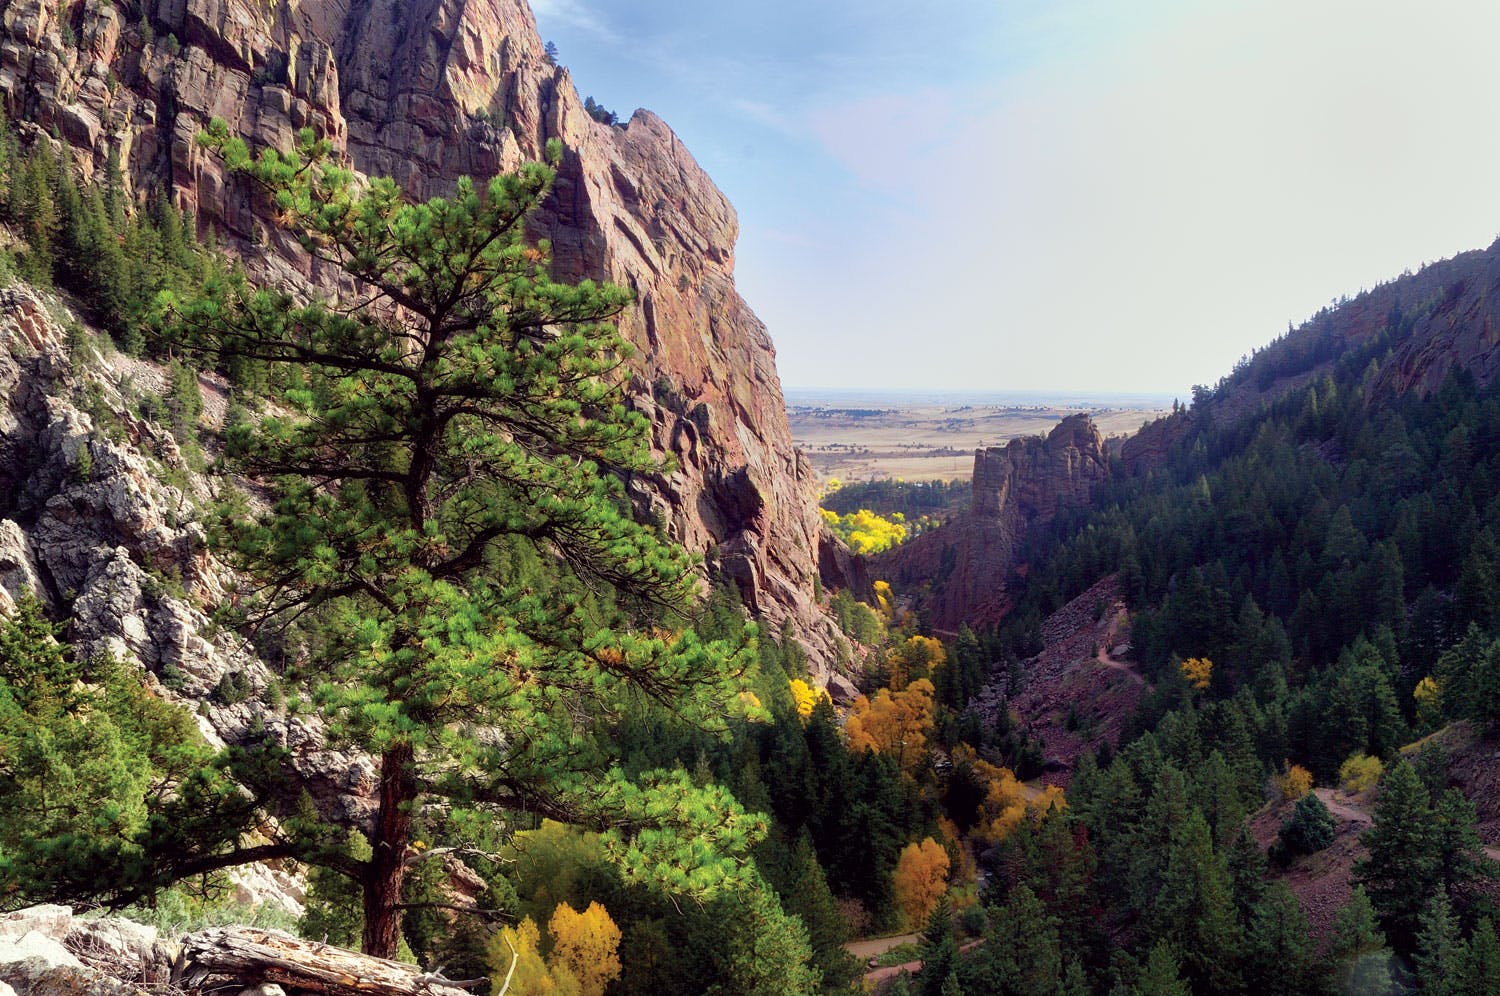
[0,0,848,670]
[883,414,1109,630]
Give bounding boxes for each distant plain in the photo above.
[785,389,1174,482]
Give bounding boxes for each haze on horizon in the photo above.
[532,0,1500,399]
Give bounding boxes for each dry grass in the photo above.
[789,400,1170,482]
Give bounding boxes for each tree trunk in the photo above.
[362,740,416,958]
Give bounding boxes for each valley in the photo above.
[0,0,1497,993]
[787,390,1172,481]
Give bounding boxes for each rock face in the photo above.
[971,414,1110,521]
[882,415,1109,630]
[0,0,845,671]
[0,287,376,840]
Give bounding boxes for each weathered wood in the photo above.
[177,926,485,996]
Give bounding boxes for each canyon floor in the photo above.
[786,390,1173,482]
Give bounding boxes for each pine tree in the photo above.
[917,896,958,996]
[1147,810,1243,992]
[156,124,764,957]
[1273,791,1337,863]
[1132,940,1190,996]
[1433,788,1493,896]
[1356,760,1440,952]
[1225,821,1268,922]
[960,884,1062,995]
[1328,886,1394,995]
[1415,891,1464,996]
[1243,881,1319,995]
[1461,917,1500,996]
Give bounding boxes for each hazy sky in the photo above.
[531,0,1500,397]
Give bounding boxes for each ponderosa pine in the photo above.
[166,123,764,957]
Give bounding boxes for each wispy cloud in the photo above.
[730,99,799,136]
[529,0,614,41]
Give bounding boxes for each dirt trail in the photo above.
[1313,788,1500,862]
[843,933,919,961]
[1094,643,1146,685]
[1093,603,1147,685]
[1313,788,1372,826]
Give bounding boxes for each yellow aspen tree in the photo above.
[787,678,830,718]
[485,917,580,996]
[1180,657,1213,692]
[888,635,946,691]
[845,678,935,772]
[892,837,950,929]
[1339,753,1384,793]
[547,901,622,996]
[1275,762,1314,800]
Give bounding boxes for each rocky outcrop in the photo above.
[881,415,1110,630]
[1119,410,1191,475]
[0,0,844,673]
[971,414,1109,521]
[0,904,177,994]
[0,287,375,842]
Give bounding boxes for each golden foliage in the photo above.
[956,748,1068,848]
[1274,762,1314,800]
[548,901,622,996]
[1180,657,1213,692]
[1338,753,1384,794]
[888,634,946,691]
[845,678,935,771]
[820,507,908,555]
[872,580,894,622]
[485,917,580,996]
[892,837,950,930]
[1414,675,1443,731]
[788,678,831,719]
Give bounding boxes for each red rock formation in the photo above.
[0,0,848,670]
[883,415,1109,630]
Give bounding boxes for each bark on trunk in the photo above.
[362,740,416,958]
[179,925,484,996]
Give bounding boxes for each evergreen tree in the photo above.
[1225,821,1268,922]
[917,896,958,996]
[960,884,1062,995]
[1328,886,1394,995]
[1132,941,1190,996]
[1356,760,1440,952]
[1147,811,1243,992]
[1415,891,1464,996]
[1273,791,1337,863]
[157,125,764,957]
[1461,918,1500,996]
[1243,881,1321,995]
[1433,788,1493,898]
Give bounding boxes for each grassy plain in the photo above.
[787,392,1173,483]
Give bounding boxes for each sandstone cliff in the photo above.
[881,414,1109,630]
[0,0,845,671]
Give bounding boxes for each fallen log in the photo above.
[177,927,487,996]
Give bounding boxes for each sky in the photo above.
[531,0,1500,397]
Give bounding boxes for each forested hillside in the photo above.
[943,251,1500,993]
[2,0,1500,988]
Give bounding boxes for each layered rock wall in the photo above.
[882,415,1109,630]
[0,0,845,670]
